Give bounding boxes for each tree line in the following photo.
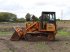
[0,12,39,22]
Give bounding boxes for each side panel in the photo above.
[46,23,55,31]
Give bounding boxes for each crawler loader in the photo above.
[10,11,57,41]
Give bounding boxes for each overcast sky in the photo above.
[0,0,70,20]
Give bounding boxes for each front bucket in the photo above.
[10,31,21,41]
[10,27,26,41]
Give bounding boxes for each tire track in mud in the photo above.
[0,38,16,52]
[0,38,26,52]
[47,42,56,52]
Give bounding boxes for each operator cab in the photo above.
[40,11,56,30]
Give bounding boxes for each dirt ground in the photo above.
[0,35,70,52]
[0,21,70,52]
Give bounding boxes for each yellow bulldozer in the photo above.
[10,11,57,41]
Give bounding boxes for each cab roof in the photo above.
[42,11,55,14]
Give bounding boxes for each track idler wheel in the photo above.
[47,33,55,41]
[24,34,32,41]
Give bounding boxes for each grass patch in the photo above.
[58,30,70,36]
[0,31,13,36]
